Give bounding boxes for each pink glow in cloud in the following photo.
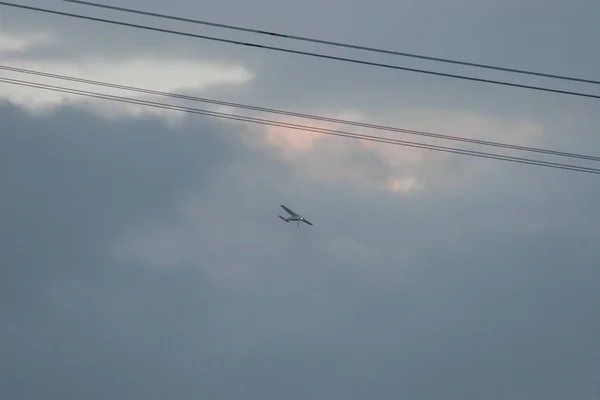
[256,111,423,193]
[262,117,325,152]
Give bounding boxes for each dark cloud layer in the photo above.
[1,102,599,399]
[2,0,599,118]
[0,102,235,307]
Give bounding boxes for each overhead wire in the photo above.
[1,1,599,100]
[61,0,600,86]
[1,76,599,175]
[2,63,600,162]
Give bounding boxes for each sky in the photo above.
[1,0,600,399]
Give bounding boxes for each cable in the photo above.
[61,0,600,86]
[1,2,599,100]
[1,76,599,175]
[3,63,600,162]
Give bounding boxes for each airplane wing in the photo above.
[301,219,313,226]
[280,205,298,216]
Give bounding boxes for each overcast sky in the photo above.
[1,1,600,399]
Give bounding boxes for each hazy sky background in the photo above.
[1,1,599,399]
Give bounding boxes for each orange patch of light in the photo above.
[261,116,345,151]
[386,176,418,193]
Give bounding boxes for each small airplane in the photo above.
[278,205,313,226]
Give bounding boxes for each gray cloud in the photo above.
[2,0,598,117]
[0,101,235,312]
[2,0,600,398]
[1,98,599,399]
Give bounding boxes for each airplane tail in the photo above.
[278,215,289,222]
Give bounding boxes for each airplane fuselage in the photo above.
[280,215,303,224]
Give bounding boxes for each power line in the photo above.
[2,76,599,175]
[3,63,600,162]
[1,1,599,100]
[61,0,600,86]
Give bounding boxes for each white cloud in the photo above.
[0,31,56,54]
[0,29,254,121]
[0,58,254,120]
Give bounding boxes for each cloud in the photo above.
[0,55,253,120]
[0,26,254,124]
[244,106,544,193]
[2,92,600,399]
[0,30,56,54]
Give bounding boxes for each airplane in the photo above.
[278,205,313,226]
